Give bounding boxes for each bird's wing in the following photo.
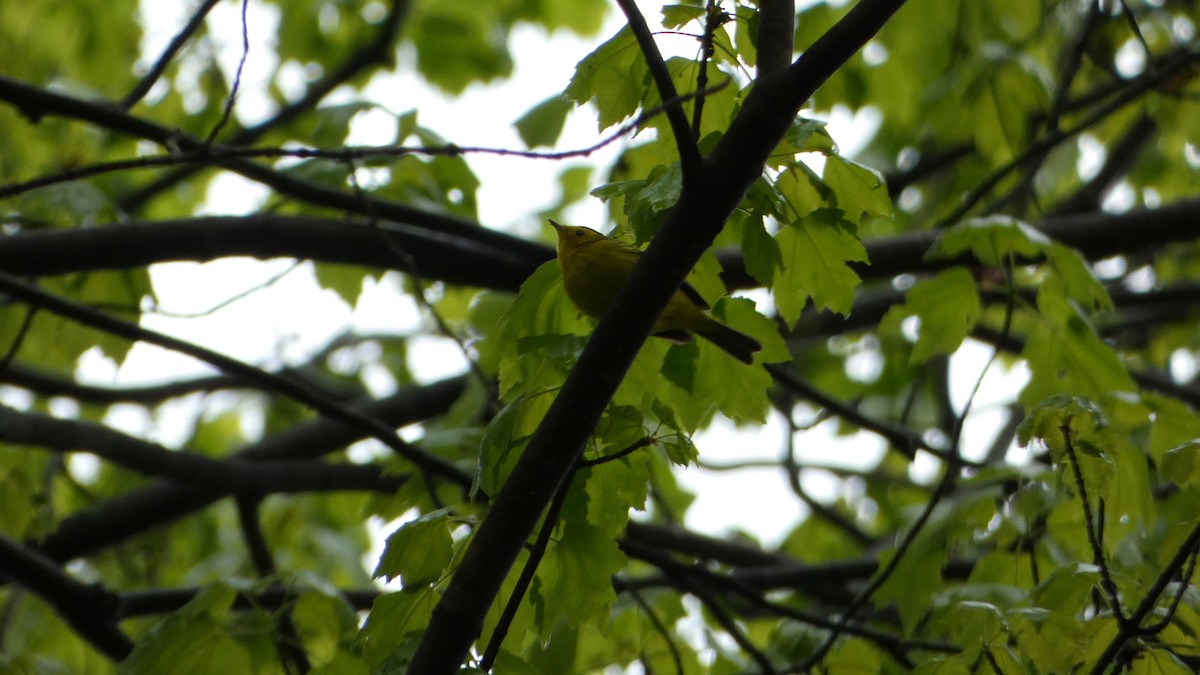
[679,281,710,310]
[605,238,710,309]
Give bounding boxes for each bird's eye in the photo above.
[574,230,584,237]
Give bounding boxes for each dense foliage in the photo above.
[2,0,1200,672]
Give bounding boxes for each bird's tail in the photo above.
[696,321,761,365]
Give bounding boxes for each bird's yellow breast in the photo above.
[557,234,711,332]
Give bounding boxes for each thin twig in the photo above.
[1058,421,1128,626]
[479,466,578,669]
[121,0,223,108]
[627,588,686,675]
[0,82,728,203]
[0,305,36,372]
[682,577,778,674]
[481,436,655,667]
[1088,518,1200,674]
[1140,539,1200,635]
[347,162,499,417]
[779,403,875,547]
[0,271,471,490]
[1116,0,1152,68]
[689,1,724,139]
[205,0,250,144]
[235,496,311,674]
[767,363,936,460]
[614,0,705,178]
[932,48,1200,229]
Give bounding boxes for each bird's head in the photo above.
[548,219,608,254]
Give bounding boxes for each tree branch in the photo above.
[118,0,413,211]
[6,198,1200,304]
[116,585,380,618]
[120,0,223,109]
[0,404,407,495]
[0,74,539,262]
[35,376,464,562]
[755,0,795,78]
[0,271,470,490]
[405,2,908,671]
[0,534,131,660]
[0,214,549,293]
[614,0,704,178]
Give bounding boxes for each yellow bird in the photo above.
[549,219,761,364]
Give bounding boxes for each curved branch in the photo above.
[755,0,795,78]
[715,197,1200,289]
[0,214,550,292]
[0,404,407,495]
[6,200,1200,303]
[119,0,413,210]
[0,74,543,263]
[116,585,380,619]
[0,363,247,403]
[614,0,704,178]
[36,375,464,562]
[0,271,470,489]
[120,0,223,108]
[406,2,908,671]
[0,535,131,660]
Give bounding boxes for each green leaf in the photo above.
[584,454,650,534]
[120,584,252,675]
[308,651,370,675]
[0,270,148,369]
[911,655,972,675]
[565,27,646,130]
[304,102,376,147]
[773,208,866,324]
[775,161,834,219]
[496,260,593,399]
[739,214,783,287]
[661,4,706,29]
[18,182,118,227]
[1146,394,1200,466]
[655,298,784,431]
[0,450,43,539]
[898,268,982,363]
[1161,440,1200,488]
[357,589,438,668]
[534,0,608,35]
[822,154,892,222]
[628,164,683,242]
[824,638,886,673]
[1019,281,1136,407]
[478,391,555,495]
[291,591,360,665]
[373,509,454,586]
[768,118,835,167]
[926,216,1050,266]
[1017,395,1105,451]
[409,4,514,93]
[1045,243,1112,312]
[1031,563,1100,617]
[1128,648,1194,675]
[531,491,625,631]
[969,57,1047,163]
[642,58,738,143]
[662,340,698,393]
[555,166,594,209]
[515,96,572,149]
[313,263,371,308]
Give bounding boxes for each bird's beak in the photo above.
[548,219,564,233]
